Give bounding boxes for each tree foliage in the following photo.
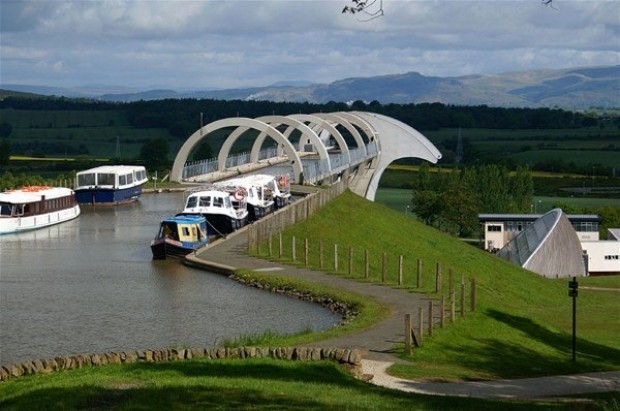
[139,138,170,172]
[410,164,534,237]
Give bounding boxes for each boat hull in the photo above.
[150,238,206,259]
[75,186,144,205]
[0,205,81,235]
[247,203,275,222]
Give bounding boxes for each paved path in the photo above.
[185,228,620,399]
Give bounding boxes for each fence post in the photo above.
[435,262,442,293]
[398,255,403,286]
[428,300,434,337]
[440,295,445,328]
[418,306,424,345]
[334,244,338,271]
[471,277,476,312]
[405,314,412,355]
[247,225,253,253]
[348,246,353,276]
[304,238,309,267]
[291,236,296,262]
[460,278,465,318]
[451,291,456,323]
[365,249,369,279]
[449,268,454,297]
[279,232,283,259]
[319,241,324,269]
[382,253,387,283]
[417,258,422,288]
[268,233,273,257]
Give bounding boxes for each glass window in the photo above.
[78,173,96,186]
[186,197,197,208]
[487,225,501,232]
[199,196,211,207]
[119,175,126,186]
[0,203,12,216]
[97,173,115,186]
[126,173,133,184]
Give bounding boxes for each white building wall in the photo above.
[581,241,620,274]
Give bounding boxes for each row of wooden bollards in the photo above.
[249,233,477,354]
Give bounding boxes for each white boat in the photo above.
[214,176,274,222]
[75,165,148,205]
[178,186,249,236]
[0,186,81,235]
[216,174,291,222]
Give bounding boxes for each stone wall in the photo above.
[0,346,362,382]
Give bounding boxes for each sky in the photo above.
[1,0,619,91]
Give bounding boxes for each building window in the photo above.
[604,255,619,260]
[487,225,501,232]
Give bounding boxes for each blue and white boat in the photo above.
[150,215,208,259]
[75,165,148,205]
[179,186,249,236]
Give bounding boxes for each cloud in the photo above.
[1,0,618,89]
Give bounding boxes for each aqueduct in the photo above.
[170,111,442,201]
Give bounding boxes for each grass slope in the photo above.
[257,190,620,381]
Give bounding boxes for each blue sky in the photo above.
[1,0,618,91]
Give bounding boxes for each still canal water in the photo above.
[0,192,340,366]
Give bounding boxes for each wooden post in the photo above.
[440,295,445,328]
[418,306,424,345]
[428,300,434,337]
[304,238,309,267]
[365,249,369,279]
[268,233,273,257]
[256,227,261,254]
[417,258,422,288]
[398,255,403,285]
[460,281,465,318]
[405,314,412,355]
[247,225,252,252]
[334,244,338,271]
[471,277,476,312]
[278,232,283,258]
[348,246,353,276]
[449,268,454,297]
[382,253,387,283]
[319,241,324,269]
[435,262,442,293]
[451,291,456,323]
[291,236,296,262]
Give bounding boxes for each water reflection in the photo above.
[0,193,339,365]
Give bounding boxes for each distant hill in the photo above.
[2,65,618,109]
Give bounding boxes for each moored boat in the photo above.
[178,186,249,236]
[0,186,81,235]
[150,215,208,259]
[75,165,148,205]
[214,176,274,222]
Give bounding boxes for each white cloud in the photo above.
[1,0,618,89]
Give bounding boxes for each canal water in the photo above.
[0,192,340,366]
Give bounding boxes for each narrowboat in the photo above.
[0,186,81,235]
[150,215,208,259]
[178,186,249,236]
[75,165,148,205]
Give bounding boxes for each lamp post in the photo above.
[405,205,410,215]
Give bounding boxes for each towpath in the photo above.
[185,228,620,399]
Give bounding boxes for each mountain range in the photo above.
[2,65,618,109]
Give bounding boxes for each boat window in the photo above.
[214,197,223,208]
[119,175,127,186]
[224,197,231,208]
[126,173,133,184]
[0,203,12,216]
[78,173,96,187]
[182,227,190,236]
[186,197,198,208]
[199,196,211,207]
[97,173,115,186]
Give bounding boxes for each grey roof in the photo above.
[497,209,586,278]
[479,213,600,222]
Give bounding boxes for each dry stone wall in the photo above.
[0,346,362,382]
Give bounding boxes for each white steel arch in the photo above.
[251,115,331,170]
[287,114,350,159]
[170,117,303,183]
[312,112,367,155]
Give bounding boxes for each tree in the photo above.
[0,139,10,169]
[0,122,12,139]
[411,190,442,226]
[192,141,214,162]
[139,138,170,172]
